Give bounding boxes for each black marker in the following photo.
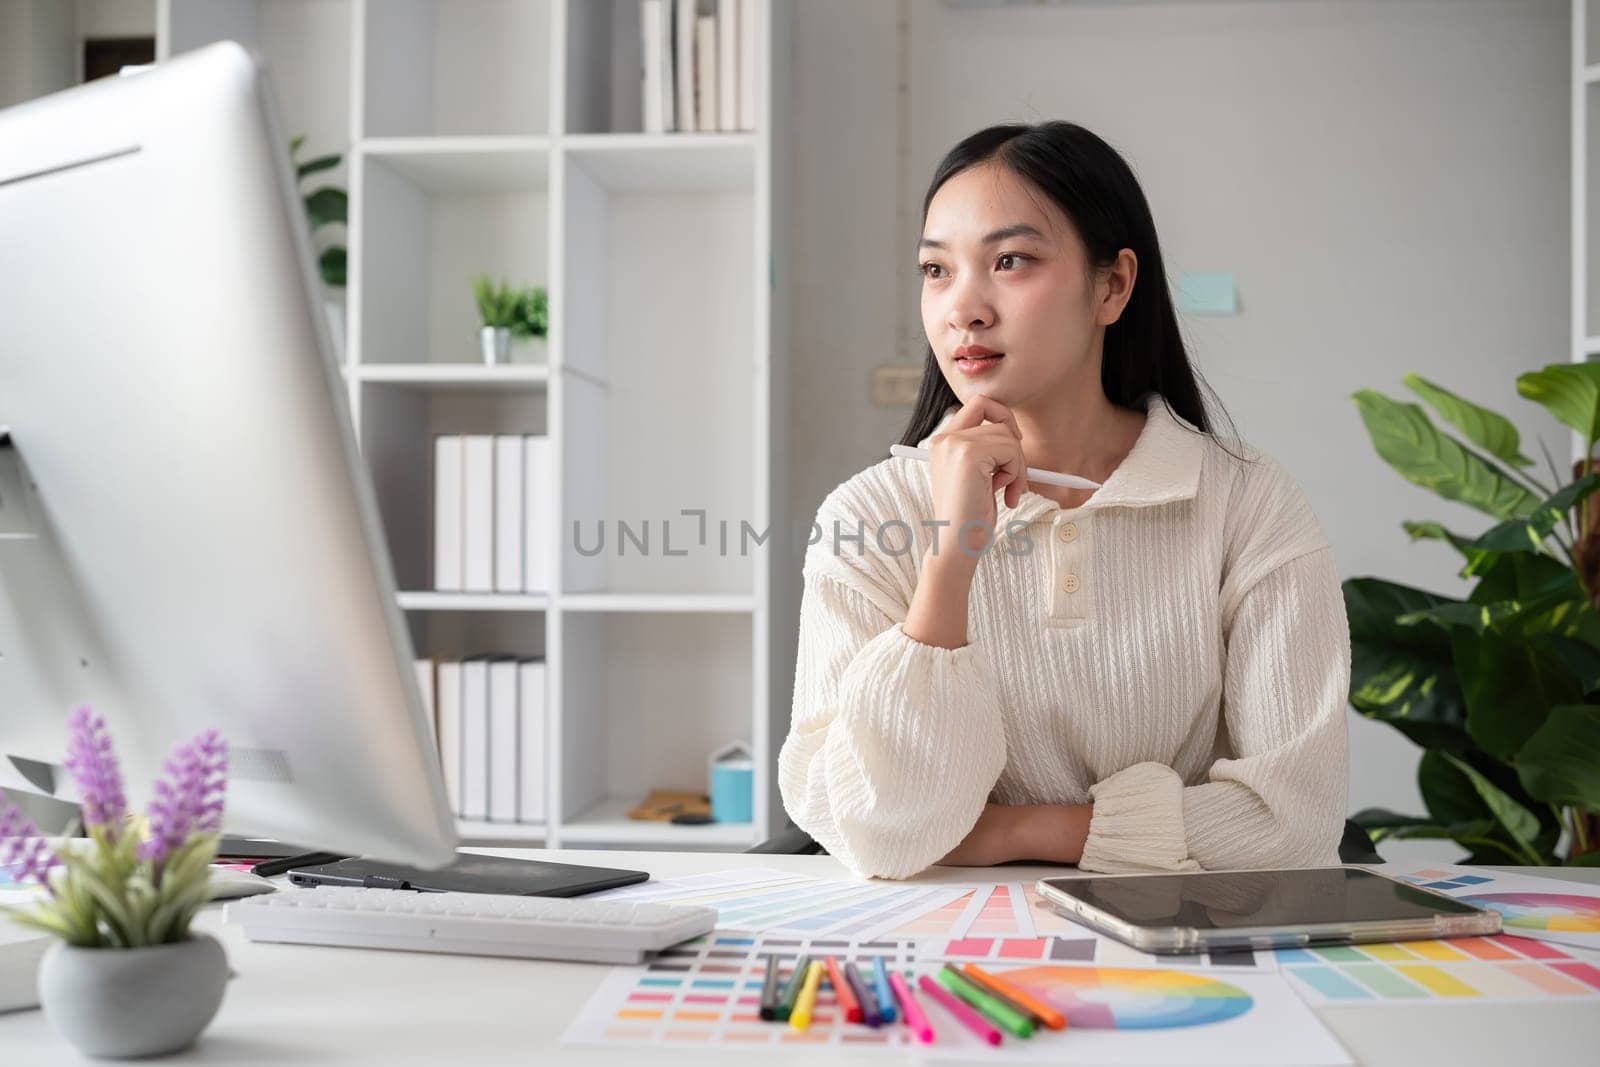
[758,954,781,1020]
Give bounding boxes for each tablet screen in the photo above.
[1039,868,1483,930]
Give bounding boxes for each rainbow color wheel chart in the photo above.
[1000,966,1253,1029]
[1460,893,1600,934]
[1393,865,1600,951]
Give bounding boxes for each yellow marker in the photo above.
[789,960,825,1031]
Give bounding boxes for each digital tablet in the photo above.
[1035,867,1501,954]
[287,854,648,897]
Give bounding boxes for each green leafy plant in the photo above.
[1347,367,1600,866]
[290,135,346,289]
[1,708,228,947]
[472,275,548,340]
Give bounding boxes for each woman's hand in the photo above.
[924,395,1031,561]
[938,803,1094,867]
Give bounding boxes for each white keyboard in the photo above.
[224,886,717,964]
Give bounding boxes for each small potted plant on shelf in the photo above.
[473,274,549,365]
[0,707,231,1058]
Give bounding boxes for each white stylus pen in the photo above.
[888,444,1102,490]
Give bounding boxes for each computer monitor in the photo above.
[0,42,456,868]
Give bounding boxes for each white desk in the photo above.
[2,849,1597,1064]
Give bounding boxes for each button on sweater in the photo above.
[778,392,1351,879]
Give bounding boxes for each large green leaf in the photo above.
[1344,579,1468,749]
[1451,627,1582,761]
[1402,520,1498,578]
[1515,705,1600,810]
[1404,372,1534,467]
[1517,363,1600,441]
[1418,749,1490,828]
[1541,635,1600,694]
[1441,753,1542,862]
[1470,474,1600,554]
[1352,390,1537,519]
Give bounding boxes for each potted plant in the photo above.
[0,707,231,1057]
[289,135,348,359]
[1346,365,1600,866]
[473,275,548,365]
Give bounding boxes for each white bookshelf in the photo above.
[157,0,795,851]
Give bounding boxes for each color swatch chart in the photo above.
[1276,933,1600,1005]
[596,867,1123,943]
[1392,865,1600,952]
[562,930,1351,1064]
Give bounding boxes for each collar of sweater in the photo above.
[918,391,1205,527]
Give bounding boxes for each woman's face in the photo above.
[918,162,1122,411]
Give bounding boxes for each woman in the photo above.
[777,121,1350,879]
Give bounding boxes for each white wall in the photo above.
[785,0,1571,860]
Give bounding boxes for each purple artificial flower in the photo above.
[138,730,228,867]
[0,794,60,892]
[62,706,128,837]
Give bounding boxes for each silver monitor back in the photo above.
[0,42,456,868]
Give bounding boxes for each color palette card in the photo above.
[1390,865,1600,952]
[1275,933,1600,1006]
[562,930,1352,1064]
[917,933,1278,973]
[593,867,976,940]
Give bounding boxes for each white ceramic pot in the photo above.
[38,933,228,1059]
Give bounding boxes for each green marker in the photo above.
[777,954,812,1022]
[936,964,1034,1038]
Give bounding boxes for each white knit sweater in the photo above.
[778,392,1351,879]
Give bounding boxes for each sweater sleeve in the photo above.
[1079,546,1351,872]
[777,493,1008,879]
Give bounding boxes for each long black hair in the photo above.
[898,121,1242,458]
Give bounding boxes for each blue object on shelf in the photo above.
[1175,272,1238,316]
[709,741,753,824]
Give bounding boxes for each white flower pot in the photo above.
[38,933,228,1058]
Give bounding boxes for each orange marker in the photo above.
[824,956,862,1023]
[961,963,1067,1031]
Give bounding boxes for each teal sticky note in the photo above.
[1176,272,1238,315]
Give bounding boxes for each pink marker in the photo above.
[889,971,934,1045]
[918,973,1001,1046]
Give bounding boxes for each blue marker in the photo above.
[871,956,897,1023]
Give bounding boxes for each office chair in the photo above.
[749,818,1383,865]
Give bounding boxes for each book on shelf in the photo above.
[433,436,464,592]
[518,658,547,823]
[460,655,492,821]
[428,654,548,826]
[674,0,696,134]
[433,433,551,595]
[717,0,737,133]
[738,0,757,131]
[644,0,758,135]
[462,435,495,593]
[437,659,464,816]
[694,12,717,132]
[488,658,520,822]
[413,658,437,743]
[642,0,669,135]
[494,435,524,593]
